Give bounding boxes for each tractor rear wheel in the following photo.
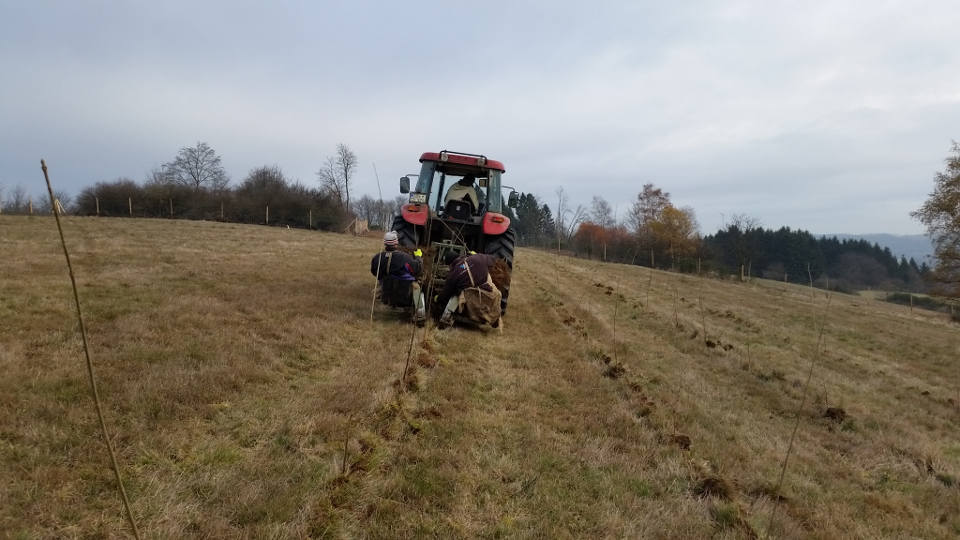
[391,216,418,248]
[484,227,515,268]
[484,228,516,314]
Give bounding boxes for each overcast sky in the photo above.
[2,1,957,234]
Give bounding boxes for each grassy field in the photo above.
[2,215,959,539]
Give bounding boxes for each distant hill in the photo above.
[821,233,933,264]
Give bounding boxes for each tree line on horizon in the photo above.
[0,142,376,230]
[512,185,929,294]
[4,140,957,298]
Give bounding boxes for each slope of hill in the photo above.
[821,233,933,263]
[2,216,958,538]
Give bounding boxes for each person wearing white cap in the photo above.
[370,231,426,325]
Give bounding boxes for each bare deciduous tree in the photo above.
[728,213,761,232]
[3,185,29,213]
[590,196,615,230]
[163,142,229,191]
[317,143,358,210]
[393,196,406,219]
[37,190,72,214]
[317,156,343,207]
[555,187,585,243]
[337,144,357,208]
[726,213,762,277]
[352,194,394,229]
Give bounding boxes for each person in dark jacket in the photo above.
[436,252,501,329]
[371,231,425,324]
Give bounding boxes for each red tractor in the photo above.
[392,150,518,313]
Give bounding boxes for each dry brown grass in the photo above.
[2,215,959,538]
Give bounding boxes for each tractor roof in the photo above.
[420,151,505,173]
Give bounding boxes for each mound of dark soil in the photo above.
[603,363,626,379]
[668,434,691,450]
[823,407,846,423]
[695,476,732,499]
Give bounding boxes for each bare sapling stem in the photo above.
[341,423,352,476]
[645,268,653,311]
[400,306,419,393]
[556,235,561,289]
[698,295,708,346]
[40,160,142,540]
[612,273,621,364]
[369,251,390,323]
[765,294,833,538]
[674,286,680,328]
[422,249,442,331]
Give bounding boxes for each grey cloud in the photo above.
[1,1,957,235]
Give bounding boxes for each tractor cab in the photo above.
[397,151,518,255]
[402,151,513,222]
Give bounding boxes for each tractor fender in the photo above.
[401,204,428,226]
[482,212,511,236]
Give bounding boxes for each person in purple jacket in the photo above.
[370,231,426,325]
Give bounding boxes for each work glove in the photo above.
[469,250,477,255]
[413,249,423,257]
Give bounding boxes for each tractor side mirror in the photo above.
[400,176,410,194]
[508,191,519,208]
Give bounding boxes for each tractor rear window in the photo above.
[417,161,500,215]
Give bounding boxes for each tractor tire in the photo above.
[484,228,516,314]
[391,215,418,248]
[484,227,516,268]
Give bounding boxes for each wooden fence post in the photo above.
[650,249,654,268]
[128,197,132,217]
[28,198,33,215]
[308,209,312,229]
[265,205,269,225]
[220,200,224,221]
[96,197,100,216]
[169,198,173,218]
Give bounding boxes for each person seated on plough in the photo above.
[435,251,502,330]
[370,231,426,326]
[444,175,480,214]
